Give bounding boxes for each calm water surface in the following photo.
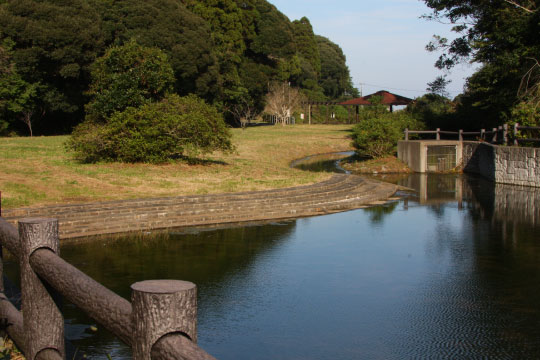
[5,173,540,359]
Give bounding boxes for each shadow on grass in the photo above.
[181,156,228,166]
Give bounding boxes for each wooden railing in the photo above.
[0,217,216,360]
[404,123,540,146]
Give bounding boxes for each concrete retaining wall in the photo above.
[463,142,540,187]
[398,140,463,173]
[399,140,540,187]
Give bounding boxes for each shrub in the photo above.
[352,112,422,158]
[68,94,234,163]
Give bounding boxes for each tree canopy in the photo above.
[0,0,358,135]
[424,0,540,129]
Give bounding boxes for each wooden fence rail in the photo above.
[403,123,540,145]
[0,217,216,360]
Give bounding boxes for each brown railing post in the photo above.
[436,128,440,140]
[503,124,508,145]
[131,280,198,360]
[514,123,519,146]
[19,218,65,360]
[459,129,463,141]
[404,128,409,141]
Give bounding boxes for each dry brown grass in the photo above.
[0,124,354,209]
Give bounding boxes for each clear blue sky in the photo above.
[268,0,477,99]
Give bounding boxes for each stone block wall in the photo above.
[463,142,540,187]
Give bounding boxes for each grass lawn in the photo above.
[0,124,354,209]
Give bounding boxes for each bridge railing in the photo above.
[404,123,540,146]
[0,217,216,360]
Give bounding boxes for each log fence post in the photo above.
[503,123,508,145]
[436,128,440,140]
[131,280,198,360]
[459,129,463,141]
[481,129,485,140]
[404,128,408,141]
[514,123,519,146]
[492,128,498,143]
[19,218,65,360]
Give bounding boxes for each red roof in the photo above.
[340,90,413,106]
[340,97,371,105]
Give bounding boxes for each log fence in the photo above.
[0,217,216,360]
[404,123,540,146]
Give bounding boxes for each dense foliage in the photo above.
[67,94,233,163]
[352,112,423,158]
[407,94,455,130]
[85,40,175,122]
[424,0,540,130]
[0,0,357,135]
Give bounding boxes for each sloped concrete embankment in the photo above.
[2,174,398,239]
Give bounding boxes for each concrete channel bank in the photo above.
[2,174,398,239]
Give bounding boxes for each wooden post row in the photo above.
[19,218,65,360]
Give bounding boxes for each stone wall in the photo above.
[463,142,540,187]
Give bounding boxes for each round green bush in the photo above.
[352,112,422,158]
[68,94,234,163]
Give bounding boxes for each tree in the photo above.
[291,17,322,93]
[85,40,175,122]
[0,40,41,136]
[228,97,258,128]
[89,0,220,101]
[264,82,304,125]
[426,75,452,98]
[407,93,455,130]
[0,0,105,133]
[250,1,296,60]
[423,0,540,126]
[316,35,358,99]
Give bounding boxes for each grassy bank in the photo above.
[0,124,354,209]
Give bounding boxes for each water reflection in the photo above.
[4,174,540,359]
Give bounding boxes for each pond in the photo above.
[5,169,540,358]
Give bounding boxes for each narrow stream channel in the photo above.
[5,154,540,359]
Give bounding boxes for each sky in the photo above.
[268,0,478,99]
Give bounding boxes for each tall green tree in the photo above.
[316,35,358,99]
[424,0,540,128]
[89,0,220,101]
[0,0,104,133]
[291,17,322,90]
